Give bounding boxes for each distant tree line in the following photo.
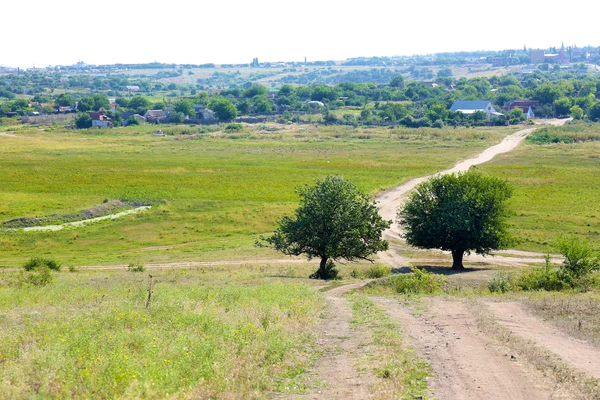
[4,68,600,127]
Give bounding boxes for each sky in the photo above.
[1,0,599,68]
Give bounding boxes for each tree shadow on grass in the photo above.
[408,264,494,277]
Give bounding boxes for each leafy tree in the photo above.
[208,97,237,121]
[77,97,95,112]
[508,107,525,124]
[533,84,562,106]
[570,105,584,120]
[173,99,195,117]
[169,111,185,123]
[194,91,209,106]
[75,113,92,129]
[92,94,109,111]
[389,75,405,88]
[128,96,150,110]
[55,93,75,107]
[244,85,267,98]
[554,97,571,117]
[236,100,251,115]
[470,111,488,126]
[116,97,129,108]
[437,68,453,77]
[252,97,273,113]
[589,101,600,121]
[399,171,513,270]
[261,176,390,279]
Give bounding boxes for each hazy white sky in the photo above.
[1,0,598,68]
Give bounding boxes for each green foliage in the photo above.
[208,96,238,121]
[514,265,567,291]
[389,75,405,88]
[570,105,584,120]
[399,171,513,270]
[364,264,392,279]
[527,127,574,144]
[224,123,243,132]
[527,124,600,144]
[75,113,92,129]
[261,176,390,279]
[558,236,600,280]
[488,271,513,293]
[168,111,185,123]
[126,116,140,126]
[498,240,600,293]
[23,257,62,272]
[127,262,145,272]
[554,97,572,117]
[19,265,53,286]
[173,99,195,117]
[388,268,445,295]
[589,101,600,121]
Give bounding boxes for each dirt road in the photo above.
[486,301,600,380]
[276,282,375,400]
[374,297,555,399]
[376,126,535,241]
[376,120,570,268]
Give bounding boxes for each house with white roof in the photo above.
[449,100,503,120]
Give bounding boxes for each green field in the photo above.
[0,263,326,398]
[0,123,511,267]
[478,122,600,253]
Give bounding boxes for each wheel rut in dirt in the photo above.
[373,296,553,400]
[486,301,600,381]
[277,282,374,400]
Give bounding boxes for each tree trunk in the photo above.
[451,249,465,271]
[319,257,328,278]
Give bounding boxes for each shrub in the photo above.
[364,264,392,279]
[128,262,145,272]
[389,268,445,295]
[558,236,599,280]
[224,123,243,132]
[514,266,567,291]
[20,265,53,286]
[23,257,62,272]
[488,272,513,293]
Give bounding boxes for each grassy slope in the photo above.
[478,123,600,253]
[0,265,324,398]
[0,124,512,267]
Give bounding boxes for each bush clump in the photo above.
[20,265,53,287]
[128,262,145,272]
[490,238,600,293]
[224,123,243,132]
[488,271,513,293]
[364,264,392,279]
[23,257,62,272]
[388,268,445,295]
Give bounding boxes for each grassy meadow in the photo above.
[478,122,600,253]
[0,123,512,267]
[0,264,326,398]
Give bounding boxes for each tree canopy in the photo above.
[398,171,513,270]
[261,176,390,279]
[208,97,238,121]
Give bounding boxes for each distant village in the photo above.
[2,43,600,128]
